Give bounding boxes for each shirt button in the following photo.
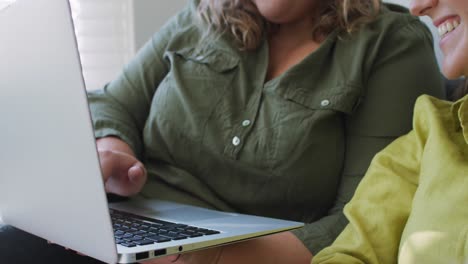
[232,136,241,146]
[242,120,251,127]
[321,99,330,107]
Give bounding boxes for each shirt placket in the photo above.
[223,40,268,159]
[224,87,263,159]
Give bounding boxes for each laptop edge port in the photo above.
[154,249,167,256]
[135,252,149,261]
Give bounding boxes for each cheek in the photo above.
[441,28,468,78]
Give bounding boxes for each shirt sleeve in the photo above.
[87,4,192,157]
[292,19,445,254]
[311,127,424,263]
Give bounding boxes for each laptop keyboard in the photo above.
[110,209,221,248]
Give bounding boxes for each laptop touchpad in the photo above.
[153,207,232,222]
[111,200,235,222]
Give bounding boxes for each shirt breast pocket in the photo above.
[158,47,239,114]
[172,47,239,76]
[263,85,362,172]
[280,86,362,115]
[150,48,239,162]
[156,47,239,116]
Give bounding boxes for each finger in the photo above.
[98,150,116,181]
[100,151,139,183]
[128,165,145,183]
[99,151,147,196]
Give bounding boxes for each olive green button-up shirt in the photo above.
[312,94,468,264]
[88,2,445,253]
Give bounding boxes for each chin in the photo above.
[441,57,467,80]
[442,68,461,80]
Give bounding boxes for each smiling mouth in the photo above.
[438,19,461,37]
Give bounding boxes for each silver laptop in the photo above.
[0,0,303,263]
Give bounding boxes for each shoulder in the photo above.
[168,0,200,31]
[412,95,455,134]
[372,4,428,34]
[413,95,453,118]
[165,0,199,28]
[338,3,434,53]
[151,0,239,54]
[414,94,452,109]
[148,0,203,49]
[330,3,440,90]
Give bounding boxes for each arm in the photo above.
[88,5,194,195]
[87,5,195,196]
[312,130,422,263]
[88,4,193,158]
[292,18,445,253]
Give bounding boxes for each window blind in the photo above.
[70,0,135,90]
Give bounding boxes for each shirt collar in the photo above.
[452,94,468,144]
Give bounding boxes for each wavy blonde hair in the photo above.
[197,0,381,50]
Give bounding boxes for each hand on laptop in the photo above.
[97,137,147,197]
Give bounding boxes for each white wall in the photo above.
[71,0,135,90]
[132,0,188,50]
[0,0,15,10]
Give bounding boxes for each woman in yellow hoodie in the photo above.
[312,0,468,263]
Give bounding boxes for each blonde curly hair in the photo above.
[197,0,381,50]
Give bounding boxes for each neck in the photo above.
[275,16,315,39]
[265,16,322,82]
[269,16,321,51]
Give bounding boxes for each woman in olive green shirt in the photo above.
[87,0,445,263]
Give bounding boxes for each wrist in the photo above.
[96,136,135,157]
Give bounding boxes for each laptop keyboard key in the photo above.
[146,235,171,243]
[200,230,220,235]
[110,209,221,247]
[135,240,155,246]
[188,233,203,238]
[120,242,137,248]
[172,236,189,240]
